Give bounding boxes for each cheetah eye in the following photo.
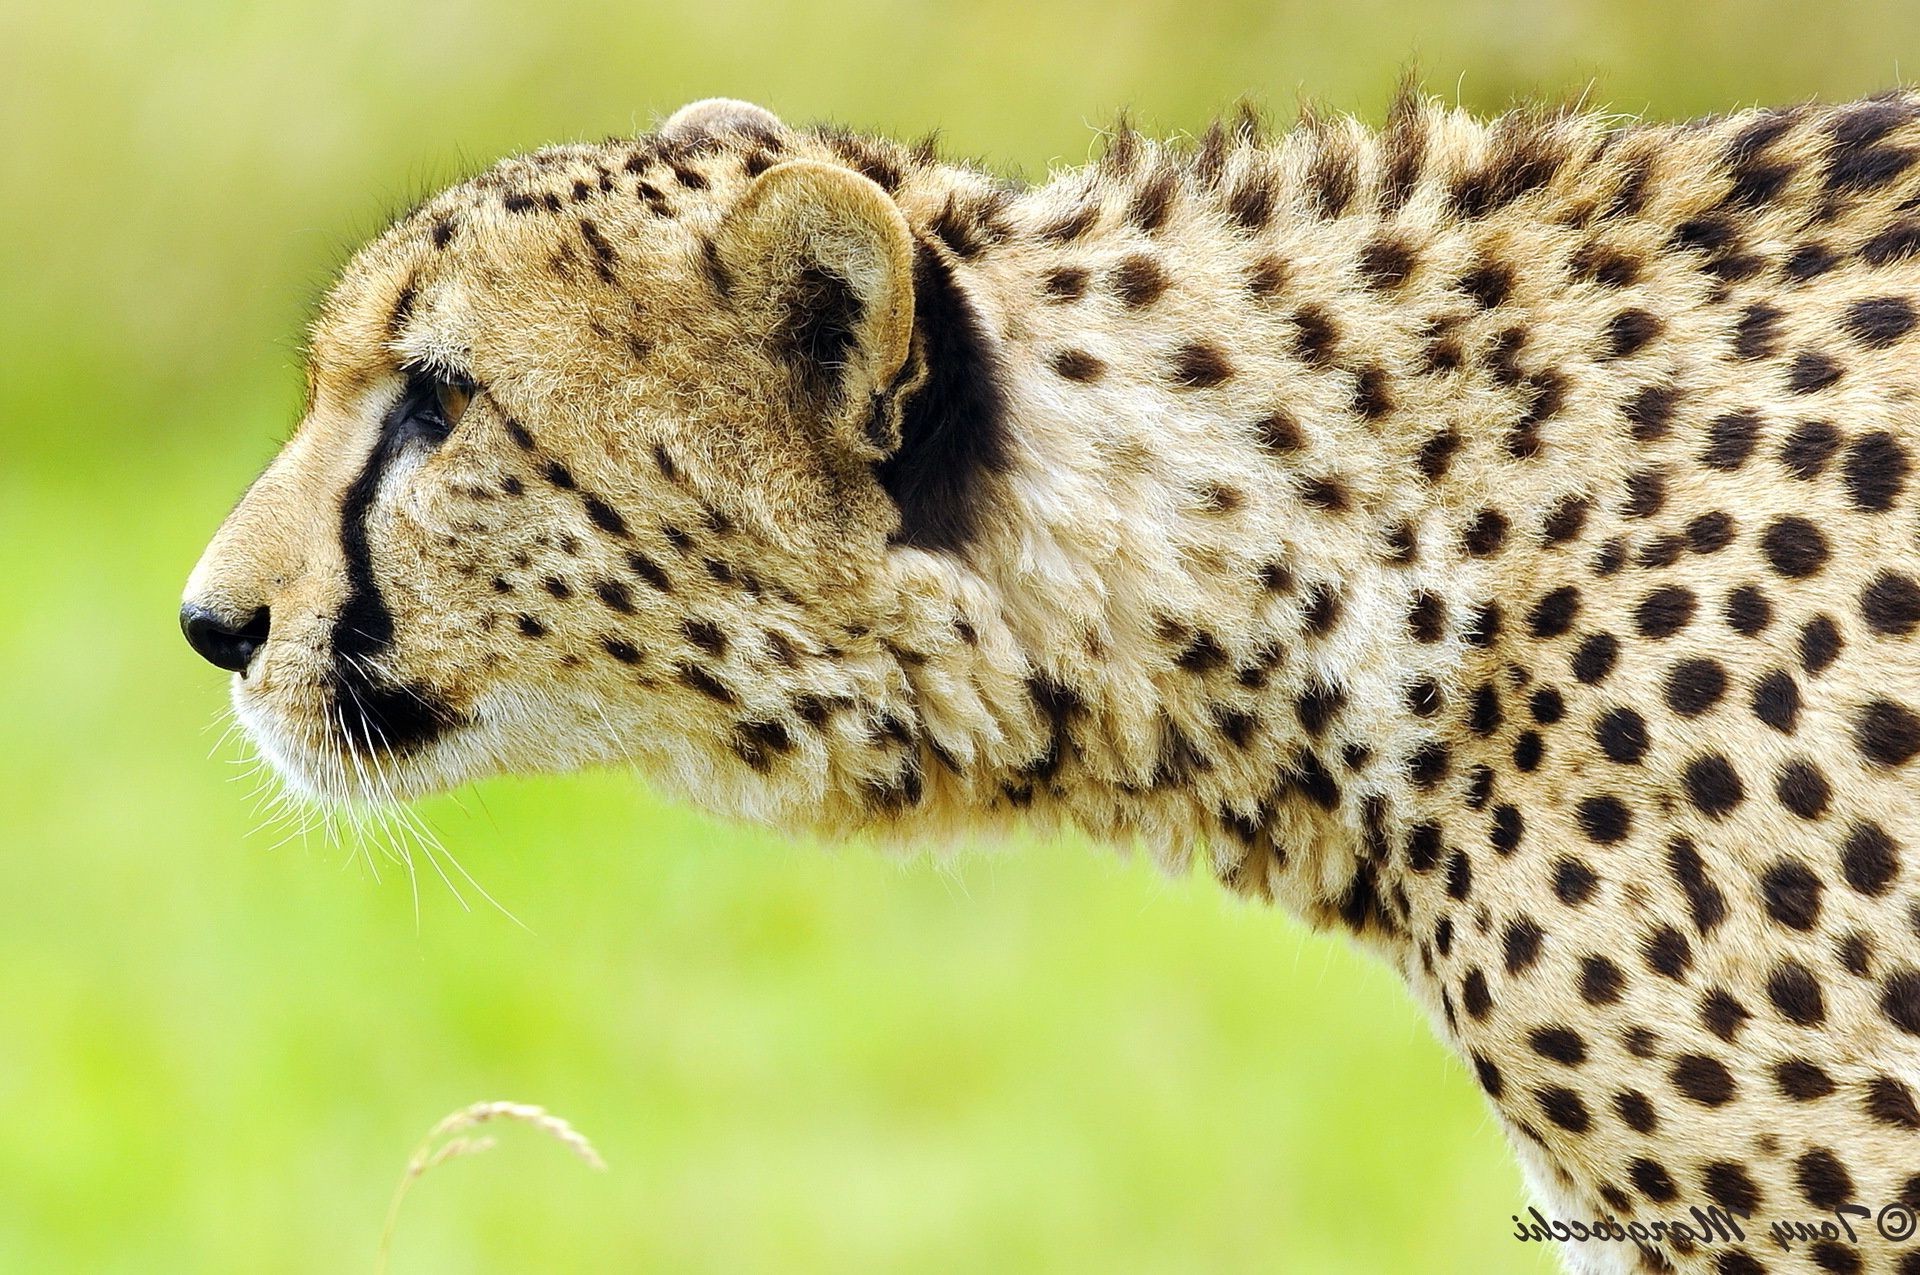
[389,366,475,447]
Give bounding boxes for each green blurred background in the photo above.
[5,2,1917,1270]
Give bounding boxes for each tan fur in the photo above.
[186,91,1920,1272]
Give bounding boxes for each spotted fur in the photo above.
[185,91,1920,1272]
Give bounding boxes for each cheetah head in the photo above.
[181,100,1011,828]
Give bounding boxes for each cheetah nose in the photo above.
[180,603,271,673]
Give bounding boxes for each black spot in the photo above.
[1761,860,1824,931]
[1624,384,1681,442]
[1511,732,1543,771]
[1794,1149,1854,1211]
[1857,699,1920,766]
[1703,1161,1762,1216]
[1408,592,1447,643]
[1631,1157,1678,1201]
[1447,849,1473,901]
[1463,510,1509,557]
[1468,684,1502,736]
[730,719,793,772]
[683,618,727,657]
[1038,203,1098,242]
[1726,585,1772,636]
[1733,303,1783,360]
[1170,342,1233,388]
[1635,586,1696,638]
[1571,632,1619,684]
[1490,805,1523,855]
[1842,431,1911,511]
[1671,1054,1736,1106]
[1408,741,1451,788]
[1603,308,1662,358]
[1845,295,1918,347]
[1472,1053,1502,1097]
[1684,754,1745,817]
[1841,821,1900,895]
[1464,603,1502,647]
[1535,1086,1590,1133]
[599,636,641,665]
[1461,967,1492,1018]
[1788,350,1843,393]
[1595,708,1649,764]
[1554,857,1597,906]
[1571,241,1641,286]
[626,551,672,592]
[1784,242,1838,280]
[1359,235,1417,289]
[1528,1024,1583,1063]
[1576,795,1631,844]
[1665,658,1727,716]
[1127,167,1179,231]
[1294,680,1346,736]
[1669,837,1727,934]
[1416,429,1461,480]
[1043,266,1088,300]
[1800,615,1843,673]
[1404,822,1443,873]
[1300,477,1349,513]
[1527,586,1580,638]
[1580,956,1624,1004]
[1775,1059,1836,1100]
[1883,968,1920,1034]
[1293,748,1341,809]
[1616,1090,1658,1134]
[1703,411,1760,470]
[1686,511,1735,554]
[1864,219,1920,266]
[1407,677,1443,717]
[1110,254,1168,307]
[1256,411,1303,452]
[1053,349,1104,381]
[1458,261,1513,308]
[1541,495,1591,545]
[1752,670,1801,733]
[675,660,733,702]
[1701,988,1749,1042]
[1637,534,1684,569]
[1293,305,1340,367]
[593,578,635,615]
[1621,468,1666,518]
[1866,1076,1920,1129]
[1862,572,1920,634]
[1780,419,1841,479]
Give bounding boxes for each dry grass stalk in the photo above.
[374,1101,606,1274]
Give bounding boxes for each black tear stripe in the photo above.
[874,238,1011,554]
[330,391,463,756]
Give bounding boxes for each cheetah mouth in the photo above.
[233,669,473,806]
[326,655,466,761]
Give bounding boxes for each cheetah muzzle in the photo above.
[183,92,1920,1273]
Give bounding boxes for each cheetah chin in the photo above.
[185,91,1920,1272]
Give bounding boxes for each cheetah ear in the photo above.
[714,159,916,461]
[659,98,788,146]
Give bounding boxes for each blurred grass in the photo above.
[5,1,1919,1270]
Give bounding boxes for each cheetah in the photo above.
[182,91,1920,1272]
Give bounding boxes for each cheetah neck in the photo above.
[873,212,1485,935]
[861,112,1647,945]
